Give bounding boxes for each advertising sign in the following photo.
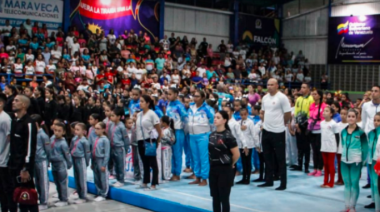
[70,0,160,38]
[328,15,380,64]
[0,0,63,30]
[239,14,280,47]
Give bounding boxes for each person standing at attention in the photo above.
[258,78,291,191]
[209,110,240,212]
[362,85,380,209]
[8,95,39,212]
[292,83,313,173]
[0,93,12,212]
[188,90,215,186]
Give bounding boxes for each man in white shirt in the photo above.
[258,63,266,76]
[197,65,206,77]
[2,20,12,38]
[361,87,380,205]
[0,93,12,212]
[258,78,291,191]
[159,35,170,51]
[127,64,138,78]
[362,85,380,135]
[134,69,144,81]
[51,45,62,64]
[65,32,74,51]
[23,19,33,37]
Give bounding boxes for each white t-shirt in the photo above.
[66,36,74,48]
[135,69,144,80]
[285,73,293,82]
[361,101,380,134]
[71,43,80,55]
[296,73,304,82]
[304,76,312,83]
[258,66,265,76]
[136,110,160,141]
[239,118,255,149]
[51,50,62,63]
[248,73,257,80]
[107,34,116,44]
[127,67,138,77]
[152,82,161,90]
[197,67,206,77]
[224,58,231,67]
[2,25,12,37]
[262,91,291,133]
[182,69,190,78]
[0,111,11,167]
[172,74,180,84]
[337,122,348,154]
[239,49,247,60]
[320,120,339,153]
[159,39,170,51]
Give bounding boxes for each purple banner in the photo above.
[328,15,380,64]
[70,0,160,39]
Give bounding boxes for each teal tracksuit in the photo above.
[367,127,380,211]
[340,126,368,209]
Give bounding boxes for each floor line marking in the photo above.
[160,188,268,212]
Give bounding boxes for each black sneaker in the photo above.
[363,183,371,189]
[364,202,375,209]
[253,178,265,182]
[290,167,302,171]
[258,183,273,187]
[275,186,286,191]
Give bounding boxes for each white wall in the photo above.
[164,3,231,50]
[331,1,380,16]
[282,8,329,64]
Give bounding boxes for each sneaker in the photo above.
[109,175,116,180]
[136,184,149,189]
[54,201,68,207]
[38,205,48,211]
[314,170,322,177]
[144,187,158,191]
[112,181,124,187]
[308,170,317,176]
[94,196,106,202]
[74,199,86,204]
[70,192,79,200]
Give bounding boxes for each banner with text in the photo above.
[70,0,160,39]
[238,14,280,47]
[328,15,380,64]
[0,0,63,29]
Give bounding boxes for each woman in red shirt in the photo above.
[104,68,114,85]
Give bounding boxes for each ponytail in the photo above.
[217,110,231,132]
[31,114,50,136]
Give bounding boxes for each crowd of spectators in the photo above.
[0,19,318,94]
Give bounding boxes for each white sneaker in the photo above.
[38,205,48,211]
[54,201,68,207]
[112,181,124,187]
[94,196,106,202]
[70,192,79,200]
[74,199,86,204]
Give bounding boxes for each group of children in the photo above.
[32,103,177,210]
